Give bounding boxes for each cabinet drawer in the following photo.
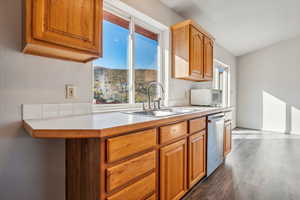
[106,129,157,163]
[189,117,206,134]
[106,151,156,192]
[107,173,156,200]
[160,121,188,144]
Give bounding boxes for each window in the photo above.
[134,25,159,103]
[213,60,230,106]
[93,9,162,106]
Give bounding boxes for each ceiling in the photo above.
[160,0,300,56]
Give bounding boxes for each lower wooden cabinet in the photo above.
[188,131,206,188]
[224,121,232,156]
[64,117,221,200]
[160,139,187,200]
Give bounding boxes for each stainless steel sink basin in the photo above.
[128,110,177,117]
[124,107,198,117]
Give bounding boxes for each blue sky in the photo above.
[93,20,158,70]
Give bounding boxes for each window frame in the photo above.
[213,59,231,107]
[92,1,167,112]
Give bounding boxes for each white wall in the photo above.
[0,1,92,200]
[0,1,236,199]
[237,35,300,134]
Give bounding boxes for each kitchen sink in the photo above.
[124,107,198,117]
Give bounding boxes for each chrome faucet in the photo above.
[143,82,165,111]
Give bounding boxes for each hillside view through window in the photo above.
[93,11,158,104]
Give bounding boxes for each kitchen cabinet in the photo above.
[107,173,156,200]
[204,37,214,80]
[189,117,206,134]
[171,20,214,81]
[106,151,156,192]
[24,107,232,200]
[160,139,187,200]
[224,121,232,156]
[188,131,206,188]
[190,26,204,79]
[23,0,102,62]
[106,128,157,163]
[159,121,188,144]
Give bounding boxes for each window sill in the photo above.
[92,103,144,113]
[92,103,168,114]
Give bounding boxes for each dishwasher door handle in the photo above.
[208,115,225,122]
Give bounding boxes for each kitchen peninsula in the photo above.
[24,106,233,200]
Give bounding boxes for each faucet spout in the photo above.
[146,82,165,111]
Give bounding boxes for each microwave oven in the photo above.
[190,89,222,106]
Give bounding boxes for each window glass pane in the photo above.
[93,12,129,104]
[134,25,159,103]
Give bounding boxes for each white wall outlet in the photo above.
[66,84,77,99]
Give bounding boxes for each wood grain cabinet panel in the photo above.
[23,0,102,62]
[106,129,157,163]
[106,173,156,200]
[146,194,156,200]
[190,26,204,79]
[172,25,190,80]
[224,121,232,156]
[171,20,214,82]
[204,37,214,80]
[188,131,206,188]
[160,139,187,200]
[106,151,156,192]
[160,121,188,144]
[189,117,206,134]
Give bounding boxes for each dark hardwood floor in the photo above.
[184,128,300,200]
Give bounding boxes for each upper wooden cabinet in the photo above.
[23,0,103,62]
[204,37,214,80]
[171,20,214,81]
[190,26,204,79]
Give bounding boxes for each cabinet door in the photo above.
[224,121,232,156]
[32,0,101,53]
[188,131,206,188]
[160,139,187,200]
[204,37,213,80]
[190,26,204,79]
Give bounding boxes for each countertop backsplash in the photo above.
[22,103,92,120]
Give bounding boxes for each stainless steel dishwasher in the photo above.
[207,113,225,176]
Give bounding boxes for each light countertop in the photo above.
[24,106,233,138]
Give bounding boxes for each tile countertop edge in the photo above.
[23,121,101,139]
[23,107,233,139]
